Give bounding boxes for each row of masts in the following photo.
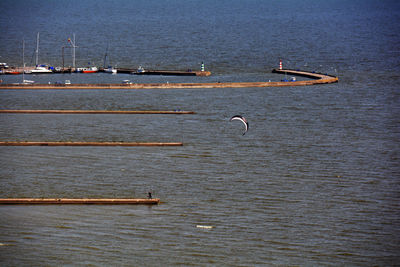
[24,32,77,69]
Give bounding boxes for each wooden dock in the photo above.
[0,198,160,205]
[0,110,195,114]
[0,142,183,147]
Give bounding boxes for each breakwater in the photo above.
[0,69,338,89]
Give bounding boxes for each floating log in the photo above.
[0,141,183,146]
[0,110,195,114]
[0,198,160,205]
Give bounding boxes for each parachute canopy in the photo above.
[230,115,249,135]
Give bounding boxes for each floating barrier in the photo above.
[0,142,183,146]
[0,110,195,114]
[0,198,160,205]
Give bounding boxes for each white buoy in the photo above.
[279,59,283,70]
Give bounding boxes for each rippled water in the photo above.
[1,0,399,266]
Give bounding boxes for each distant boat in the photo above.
[136,66,145,73]
[102,43,117,74]
[104,66,117,74]
[77,67,98,73]
[26,33,52,74]
[5,70,22,75]
[22,79,35,84]
[26,65,52,74]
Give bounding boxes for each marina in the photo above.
[0,66,211,76]
[0,69,338,89]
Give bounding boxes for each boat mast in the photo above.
[35,32,39,66]
[103,43,109,69]
[72,33,75,69]
[68,33,77,69]
[22,39,25,82]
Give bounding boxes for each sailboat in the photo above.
[104,66,117,74]
[25,33,52,74]
[103,43,117,74]
[22,39,34,84]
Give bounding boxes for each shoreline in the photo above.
[0,69,338,89]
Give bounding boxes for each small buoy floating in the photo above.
[196,225,213,229]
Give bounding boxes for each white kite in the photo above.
[230,115,249,135]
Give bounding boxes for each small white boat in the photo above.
[22,79,35,84]
[104,66,117,74]
[28,66,52,74]
[65,80,71,85]
[0,63,9,69]
[136,66,145,73]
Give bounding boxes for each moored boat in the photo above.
[80,66,98,73]
[22,79,35,84]
[4,70,22,75]
[104,66,117,74]
[26,65,53,74]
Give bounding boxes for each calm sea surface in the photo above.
[1,0,399,266]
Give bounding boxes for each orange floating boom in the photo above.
[0,142,183,146]
[0,198,160,205]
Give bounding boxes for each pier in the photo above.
[0,198,160,205]
[0,142,183,146]
[115,68,211,76]
[0,69,338,89]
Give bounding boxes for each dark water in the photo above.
[1,0,400,266]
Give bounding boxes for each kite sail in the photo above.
[230,115,249,135]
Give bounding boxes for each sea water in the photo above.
[0,0,399,265]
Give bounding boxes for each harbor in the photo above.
[0,68,338,89]
[0,66,211,76]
